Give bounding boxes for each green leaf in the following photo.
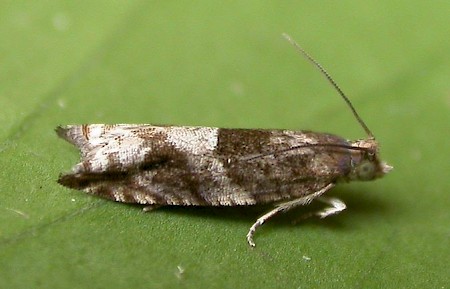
[1,1,449,288]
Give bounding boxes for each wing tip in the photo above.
[55,125,69,139]
[55,125,86,147]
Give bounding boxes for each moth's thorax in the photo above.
[341,138,392,182]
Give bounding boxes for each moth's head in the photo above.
[345,138,392,182]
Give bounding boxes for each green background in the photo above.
[1,1,449,288]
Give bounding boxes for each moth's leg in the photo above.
[246,206,286,247]
[246,183,334,247]
[315,196,346,218]
[292,196,346,224]
[294,196,347,222]
[143,205,162,212]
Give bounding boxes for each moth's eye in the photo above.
[358,161,376,181]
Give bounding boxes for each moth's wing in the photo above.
[57,124,171,173]
[57,125,245,206]
[57,126,351,206]
[212,129,353,204]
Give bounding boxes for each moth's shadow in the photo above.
[135,187,390,230]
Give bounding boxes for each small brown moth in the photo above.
[57,34,392,247]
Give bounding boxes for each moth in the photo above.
[57,34,392,247]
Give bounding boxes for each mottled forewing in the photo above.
[58,125,352,206]
[215,129,352,203]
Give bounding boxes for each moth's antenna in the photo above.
[282,33,374,138]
